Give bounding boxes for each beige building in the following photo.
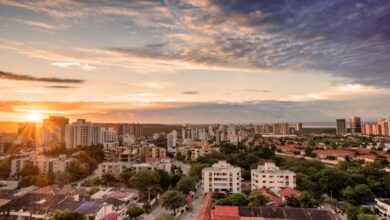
[140,145,166,161]
[10,154,73,176]
[202,161,241,194]
[98,158,172,177]
[251,162,296,193]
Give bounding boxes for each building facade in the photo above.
[251,162,296,193]
[202,161,241,194]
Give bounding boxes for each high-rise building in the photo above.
[42,116,69,142]
[336,119,347,135]
[202,161,242,193]
[350,116,361,134]
[118,123,143,138]
[273,123,289,135]
[65,119,101,149]
[295,122,303,133]
[255,124,273,134]
[377,119,389,136]
[167,130,177,151]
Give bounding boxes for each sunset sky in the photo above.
[0,0,389,123]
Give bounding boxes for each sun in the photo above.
[27,111,43,122]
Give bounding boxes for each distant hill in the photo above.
[0,122,18,133]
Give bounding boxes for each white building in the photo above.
[167,130,177,152]
[98,159,172,177]
[376,198,390,220]
[65,119,101,149]
[251,162,296,193]
[10,154,73,176]
[98,162,133,177]
[65,119,118,149]
[202,161,241,194]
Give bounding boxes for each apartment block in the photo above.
[202,161,242,194]
[251,162,296,193]
[10,154,73,176]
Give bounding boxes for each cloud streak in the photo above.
[0,70,84,83]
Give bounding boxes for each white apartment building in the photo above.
[65,119,101,148]
[376,198,390,220]
[167,130,177,152]
[202,161,241,194]
[98,159,172,177]
[10,154,73,176]
[98,162,133,177]
[65,119,119,149]
[251,162,296,193]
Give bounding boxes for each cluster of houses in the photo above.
[0,183,139,220]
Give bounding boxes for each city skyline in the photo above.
[1,0,390,123]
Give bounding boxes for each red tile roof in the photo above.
[212,206,239,220]
[279,188,301,198]
[198,192,213,220]
[0,199,11,207]
[104,213,118,220]
[314,149,354,158]
[255,188,283,207]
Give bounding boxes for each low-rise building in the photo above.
[376,198,390,220]
[202,161,241,194]
[251,162,296,193]
[140,145,166,161]
[10,154,73,176]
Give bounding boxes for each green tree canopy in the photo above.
[129,170,160,199]
[216,193,248,206]
[127,207,144,220]
[248,191,269,207]
[176,176,196,195]
[160,190,186,216]
[49,209,86,220]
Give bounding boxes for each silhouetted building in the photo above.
[350,116,361,134]
[336,119,347,135]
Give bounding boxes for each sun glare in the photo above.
[27,111,43,122]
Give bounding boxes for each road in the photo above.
[144,203,167,220]
[180,184,205,220]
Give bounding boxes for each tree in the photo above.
[155,169,172,190]
[342,184,375,205]
[248,191,269,207]
[120,168,134,187]
[129,171,160,199]
[298,191,318,208]
[101,173,118,187]
[176,176,196,195]
[216,193,248,206]
[127,207,144,220]
[189,163,208,179]
[357,214,377,220]
[19,165,39,177]
[55,171,69,188]
[285,196,301,207]
[143,202,152,213]
[66,161,88,182]
[160,190,186,216]
[49,209,86,220]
